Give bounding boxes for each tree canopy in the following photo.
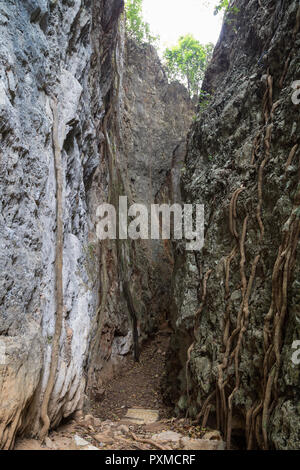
[125,0,159,45]
[163,35,214,98]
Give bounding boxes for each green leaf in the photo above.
[125,0,159,46]
[163,35,214,98]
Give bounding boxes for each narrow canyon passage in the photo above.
[15,333,225,451]
[91,331,173,422]
[1,0,300,452]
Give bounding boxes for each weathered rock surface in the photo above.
[167,0,300,450]
[0,0,192,450]
[0,0,123,449]
[86,37,194,393]
[119,39,194,333]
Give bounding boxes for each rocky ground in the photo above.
[14,333,225,451]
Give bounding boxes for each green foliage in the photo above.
[214,0,239,16]
[198,90,212,112]
[214,0,230,14]
[125,0,159,46]
[163,35,214,98]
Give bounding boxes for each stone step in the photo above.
[124,408,159,425]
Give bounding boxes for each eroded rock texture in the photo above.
[119,39,194,333]
[0,0,123,449]
[167,0,300,450]
[87,36,194,392]
[0,0,192,449]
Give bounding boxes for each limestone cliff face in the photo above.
[87,37,194,394]
[119,39,194,335]
[168,0,300,450]
[0,0,193,449]
[0,0,123,449]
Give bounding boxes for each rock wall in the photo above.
[0,0,193,449]
[167,0,300,450]
[87,36,194,394]
[0,0,123,449]
[119,39,194,333]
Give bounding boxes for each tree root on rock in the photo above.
[130,432,171,451]
[185,270,212,416]
[39,96,64,442]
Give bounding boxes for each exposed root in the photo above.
[229,188,245,239]
[186,269,212,415]
[193,390,216,425]
[194,269,213,335]
[185,342,194,416]
[239,215,249,297]
[262,366,275,450]
[285,144,298,170]
[250,132,261,165]
[202,404,212,428]
[130,432,171,451]
[250,400,263,449]
[262,71,273,123]
[40,96,64,441]
[256,123,273,241]
[245,401,257,448]
[226,254,260,449]
[279,6,300,88]
[270,100,281,120]
[279,54,291,89]
[260,187,300,447]
[190,7,300,448]
[87,36,121,389]
[223,247,238,347]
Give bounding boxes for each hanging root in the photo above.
[263,245,283,352]
[39,96,64,441]
[285,144,298,170]
[185,343,194,417]
[202,404,212,428]
[262,71,273,123]
[229,187,245,238]
[217,192,246,437]
[193,390,216,425]
[223,246,238,347]
[219,185,260,447]
[256,123,273,241]
[226,254,260,449]
[194,269,213,333]
[259,186,300,448]
[186,270,212,415]
[262,366,275,450]
[270,100,281,120]
[130,432,171,451]
[199,18,300,443]
[247,400,263,449]
[246,401,257,448]
[239,216,249,297]
[279,54,292,89]
[250,132,261,165]
[226,13,300,446]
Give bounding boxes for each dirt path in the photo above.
[91,331,172,422]
[14,333,225,450]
